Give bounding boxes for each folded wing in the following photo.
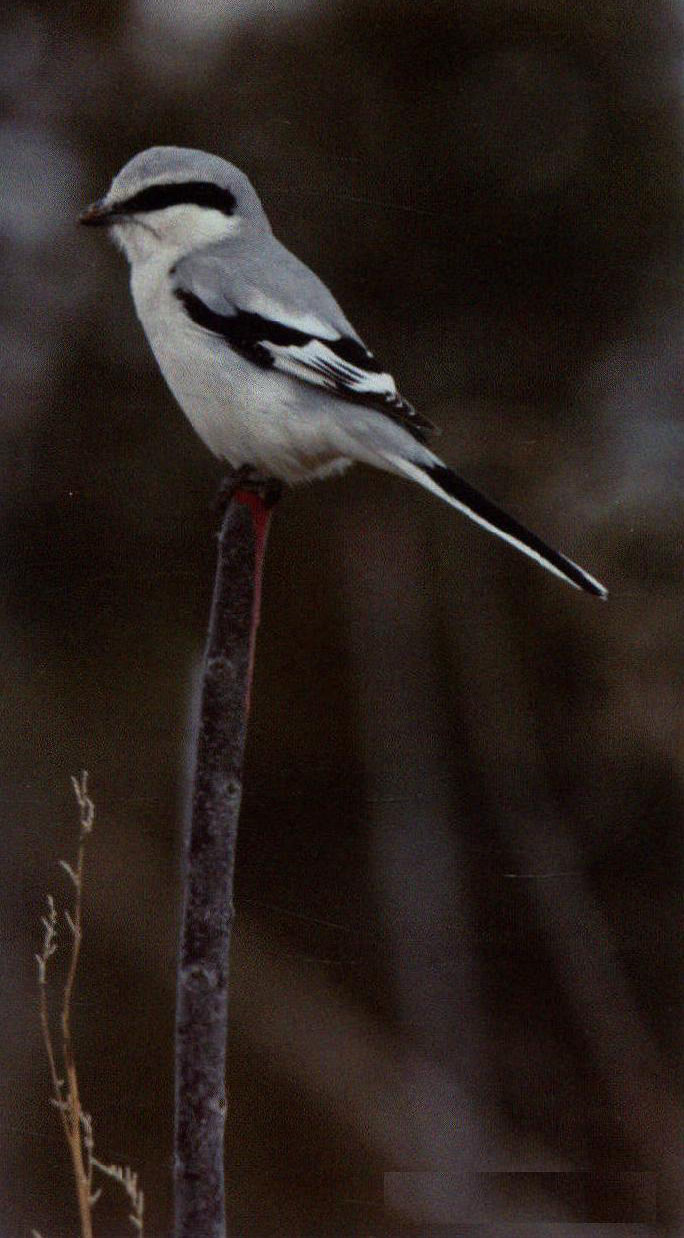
[172,242,435,442]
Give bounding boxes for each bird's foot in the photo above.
[215,467,283,515]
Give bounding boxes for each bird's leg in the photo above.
[250,475,284,508]
[215,465,283,515]
[214,464,253,514]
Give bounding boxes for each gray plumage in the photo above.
[80,146,606,598]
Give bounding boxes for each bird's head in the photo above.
[80,146,270,264]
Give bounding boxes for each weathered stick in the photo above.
[174,476,277,1238]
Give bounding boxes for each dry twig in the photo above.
[35,772,144,1237]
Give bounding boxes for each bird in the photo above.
[80,146,606,598]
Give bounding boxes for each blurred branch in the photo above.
[174,474,278,1238]
[36,772,144,1237]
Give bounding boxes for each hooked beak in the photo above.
[79,198,117,227]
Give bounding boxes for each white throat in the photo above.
[112,203,242,266]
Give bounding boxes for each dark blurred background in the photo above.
[1,0,682,1234]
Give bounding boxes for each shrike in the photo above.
[81,146,606,598]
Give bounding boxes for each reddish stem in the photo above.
[233,489,273,713]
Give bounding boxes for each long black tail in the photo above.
[386,454,607,598]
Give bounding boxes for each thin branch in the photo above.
[59,771,95,1238]
[36,773,145,1237]
[174,475,278,1238]
[36,895,70,1146]
[35,775,94,1238]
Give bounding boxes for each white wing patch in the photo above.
[268,338,400,402]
